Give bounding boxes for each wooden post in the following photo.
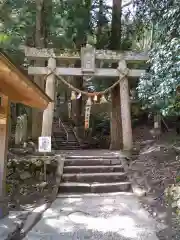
[119,60,133,151]
[0,95,10,218]
[41,57,56,136]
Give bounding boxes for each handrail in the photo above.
[72,126,81,146]
[58,117,69,143]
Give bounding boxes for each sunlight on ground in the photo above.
[0,223,8,229]
[41,196,158,239]
[25,193,166,239]
[33,204,46,213]
[43,208,61,218]
[141,146,161,154]
[44,211,152,239]
[66,197,82,203]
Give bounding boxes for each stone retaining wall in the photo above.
[6,153,64,210]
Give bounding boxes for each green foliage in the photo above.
[91,112,110,136]
[3,0,178,110]
[0,0,36,47]
[0,0,111,50]
[136,0,180,115]
[0,33,10,44]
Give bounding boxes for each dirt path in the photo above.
[131,128,180,239]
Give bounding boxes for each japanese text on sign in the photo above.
[38,136,51,153]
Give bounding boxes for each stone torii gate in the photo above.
[25,45,148,150]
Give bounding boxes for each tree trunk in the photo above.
[31,0,47,140]
[109,0,123,150]
[96,0,103,49]
[72,0,92,128]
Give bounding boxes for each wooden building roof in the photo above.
[0,51,52,109]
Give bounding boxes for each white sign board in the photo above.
[38,136,51,153]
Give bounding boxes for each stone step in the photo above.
[57,144,81,150]
[52,135,66,139]
[53,136,77,141]
[52,130,63,133]
[52,132,65,135]
[64,158,121,166]
[53,136,77,139]
[52,140,66,143]
[53,143,80,148]
[57,147,81,150]
[53,129,72,132]
[57,141,79,144]
[62,172,127,183]
[55,143,80,147]
[59,181,131,193]
[57,192,135,198]
[52,140,78,144]
[66,155,119,159]
[63,165,124,173]
[53,133,70,137]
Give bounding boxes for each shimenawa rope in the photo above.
[44,67,129,97]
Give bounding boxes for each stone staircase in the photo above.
[59,154,132,194]
[52,118,81,150]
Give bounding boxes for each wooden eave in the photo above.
[0,52,52,109]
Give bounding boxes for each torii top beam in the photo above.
[24,46,149,63]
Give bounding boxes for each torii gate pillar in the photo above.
[41,57,56,136]
[118,60,133,151]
